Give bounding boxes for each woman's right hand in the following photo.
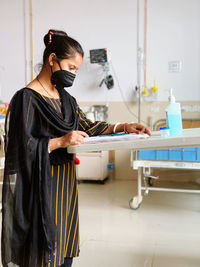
[60,130,89,147]
[49,131,89,153]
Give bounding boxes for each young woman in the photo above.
[1,29,151,267]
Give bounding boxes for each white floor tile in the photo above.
[75,179,200,267]
[153,244,200,267]
[73,240,155,267]
[1,179,200,267]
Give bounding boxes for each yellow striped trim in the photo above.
[75,231,79,256]
[49,97,57,110]
[70,207,79,257]
[76,109,90,128]
[99,124,108,134]
[59,163,65,265]
[86,121,101,133]
[41,95,47,102]
[67,164,75,216]
[80,108,92,120]
[55,166,60,225]
[50,166,53,212]
[80,116,91,128]
[58,99,63,116]
[63,162,70,262]
[52,165,54,177]
[78,121,86,131]
[54,99,62,113]
[65,183,78,257]
[54,165,60,267]
[41,248,44,267]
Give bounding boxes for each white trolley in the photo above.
[68,128,200,209]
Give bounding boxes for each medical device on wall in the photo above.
[89,48,114,90]
[99,72,114,90]
[89,49,108,64]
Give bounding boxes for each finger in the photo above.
[135,123,143,130]
[133,129,140,134]
[139,127,145,133]
[77,136,85,144]
[75,130,89,138]
[136,124,151,135]
[145,128,151,136]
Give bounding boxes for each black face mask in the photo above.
[51,60,76,90]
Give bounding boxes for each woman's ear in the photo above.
[48,53,56,67]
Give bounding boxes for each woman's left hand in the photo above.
[126,123,151,136]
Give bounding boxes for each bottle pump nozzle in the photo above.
[168,88,175,103]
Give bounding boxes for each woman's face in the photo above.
[49,52,83,74]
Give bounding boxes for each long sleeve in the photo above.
[76,105,109,136]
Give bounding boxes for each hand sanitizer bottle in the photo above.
[166,89,183,136]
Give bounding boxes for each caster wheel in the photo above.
[129,196,143,210]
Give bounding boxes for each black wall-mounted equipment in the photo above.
[99,75,114,90]
[89,49,108,64]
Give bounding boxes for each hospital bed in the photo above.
[68,127,200,210]
[129,119,200,209]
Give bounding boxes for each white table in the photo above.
[68,128,200,153]
[67,128,200,209]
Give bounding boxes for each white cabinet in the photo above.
[76,151,108,181]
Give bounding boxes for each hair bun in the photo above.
[43,29,68,47]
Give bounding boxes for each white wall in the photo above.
[0,0,200,102]
[32,0,138,103]
[0,0,26,101]
[148,0,200,101]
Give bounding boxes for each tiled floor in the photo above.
[73,179,200,267]
[1,179,200,267]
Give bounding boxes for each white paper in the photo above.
[83,133,149,144]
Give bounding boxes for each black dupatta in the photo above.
[1,88,78,267]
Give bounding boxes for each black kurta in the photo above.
[1,88,108,267]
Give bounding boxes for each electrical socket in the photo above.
[168,61,182,73]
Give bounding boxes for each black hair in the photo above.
[43,29,84,64]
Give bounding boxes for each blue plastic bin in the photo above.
[156,150,169,160]
[139,150,156,160]
[139,147,200,162]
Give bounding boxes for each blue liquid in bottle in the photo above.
[166,89,183,136]
[167,113,183,136]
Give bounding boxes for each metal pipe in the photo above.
[136,0,141,123]
[144,0,148,89]
[138,167,142,197]
[30,0,34,80]
[23,0,28,85]
[141,186,200,194]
